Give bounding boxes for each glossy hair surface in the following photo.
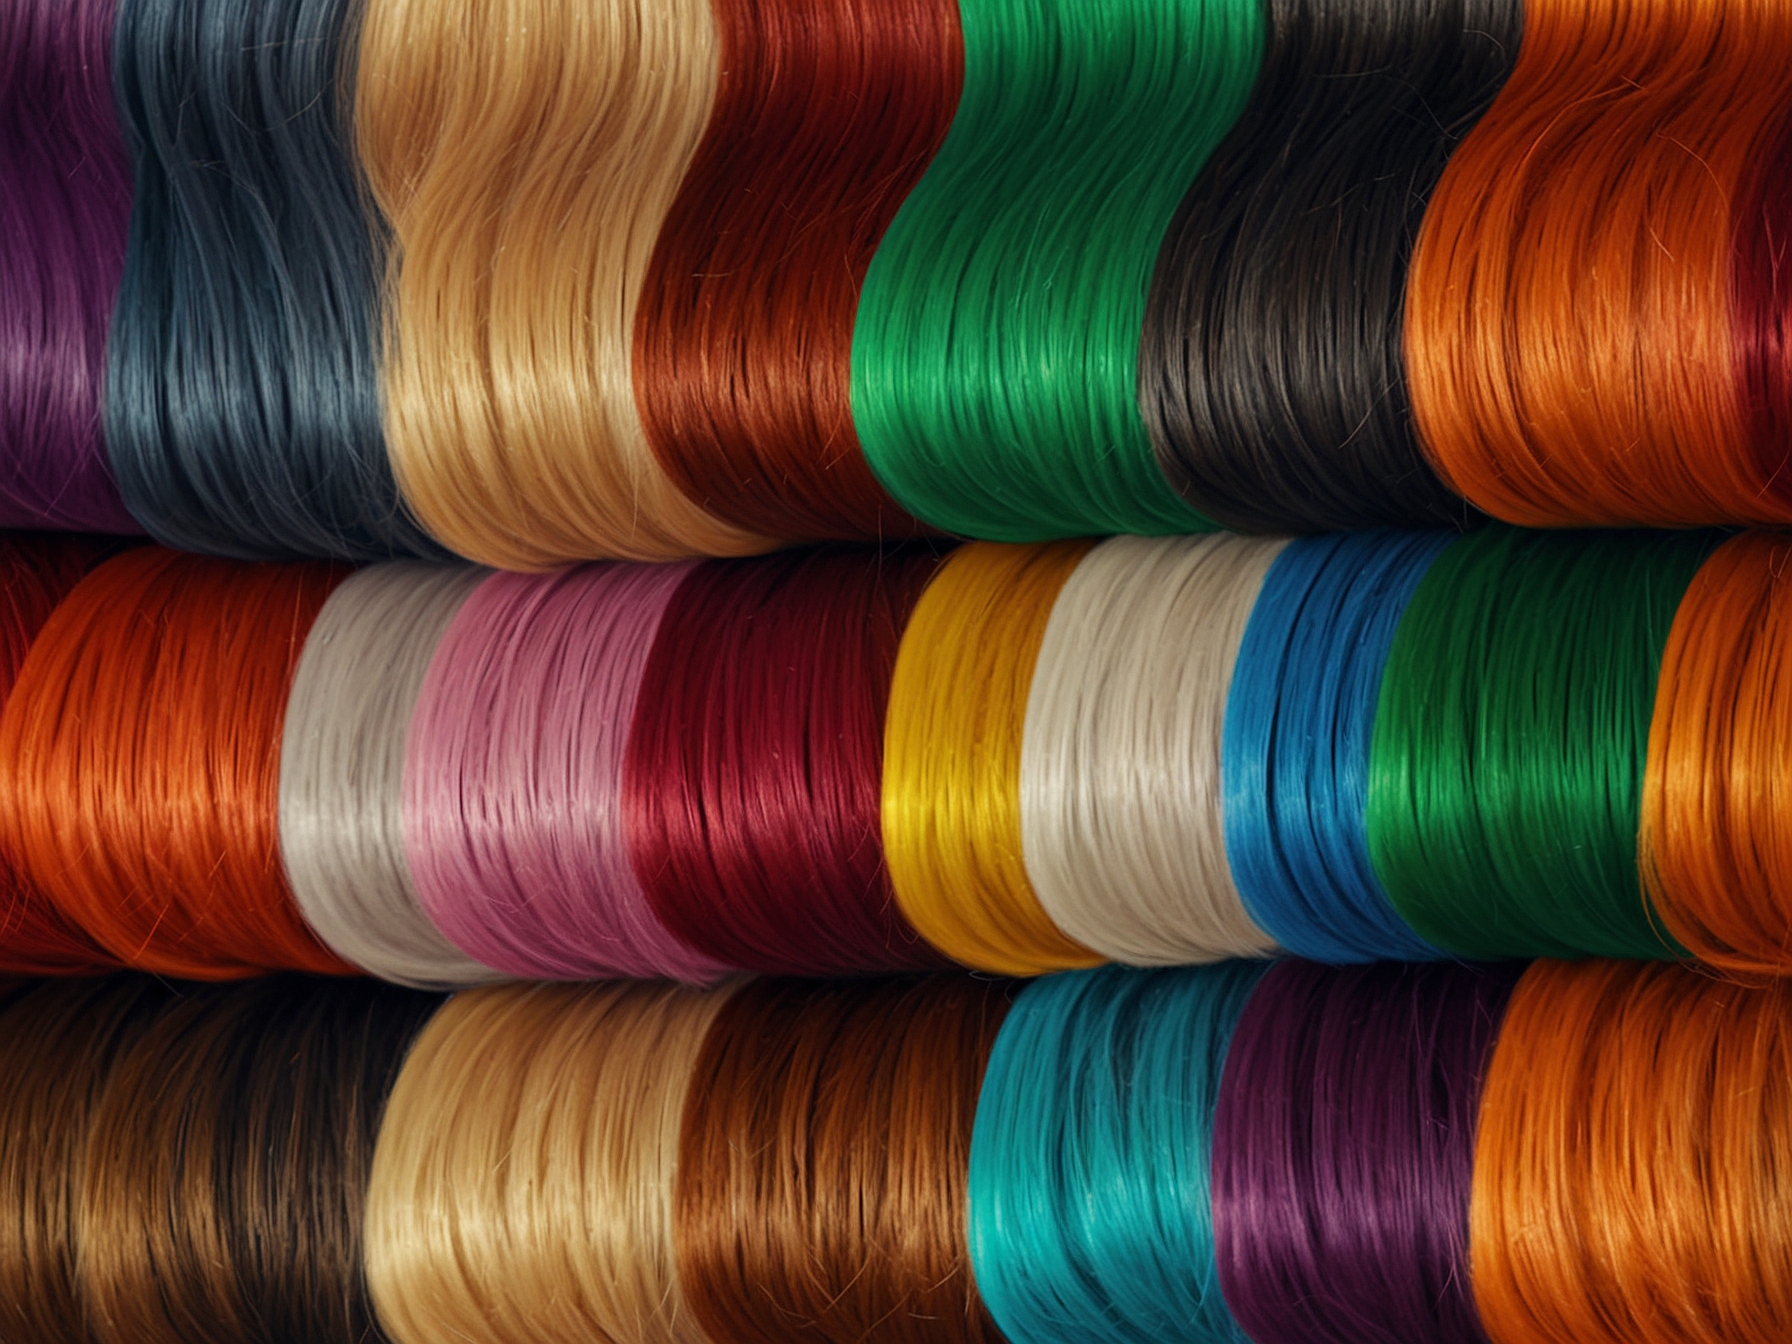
[1213,959,1519,1344]
[1142,0,1517,531]
[852,0,1262,539]
[0,547,352,978]
[280,561,502,988]
[625,547,948,975]
[1407,0,1792,526]
[883,541,1101,975]
[1367,527,1717,960]
[78,976,441,1344]
[367,980,728,1344]
[0,0,139,531]
[635,0,959,542]
[405,562,724,982]
[1021,534,1286,964]
[968,962,1265,1344]
[0,976,172,1344]
[676,975,1012,1344]
[1472,958,1792,1344]
[358,0,765,566]
[106,0,436,559]
[1222,531,1452,963]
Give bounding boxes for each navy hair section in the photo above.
[105,0,441,561]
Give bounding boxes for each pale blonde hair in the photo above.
[364,980,729,1344]
[355,0,769,567]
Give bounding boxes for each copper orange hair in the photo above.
[1407,0,1792,527]
[1642,531,1792,974]
[0,547,352,979]
[1471,958,1792,1344]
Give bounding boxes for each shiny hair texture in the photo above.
[105,0,438,560]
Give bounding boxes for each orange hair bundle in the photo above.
[1642,531,1792,973]
[1406,0,1792,527]
[0,547,352,979]
[0,534,114,974]
[1471,958,1792,1344]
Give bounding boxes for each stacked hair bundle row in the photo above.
[6,531,1792,983]
[12,0,1792,559]
[3,960,1789,1344]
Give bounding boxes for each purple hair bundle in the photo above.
[0,0,138,532]
[1212,959,1522,1344]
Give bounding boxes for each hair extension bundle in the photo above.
[105,0,435,561]
[883,541,1100,975]
[967,963,1265,1344]
[634,0,960,543]
[1020,535,1286,965]
[0,535,119,975]
[356,0,765,568]
[1406,0,1792,527]
[1222,532,1452,963]
[367,981,726,1344]
[1139,0,1517,532]
[280,563,502,989]
[0,0,138,533]
[1366,528,1718,960]
[1472,959,1792,1344]
[850,0,1262,540]
[0,977,172,1344]
[1641,532,1792,975]
[1213,960,1520,1344]
[0,547,353,979]
[624,547,948,976]
[676,975,1011,1344]
[404,562,724,982]
[78,977,440,1344]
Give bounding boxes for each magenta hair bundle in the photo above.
[402,562,724,983]
[0,0,137,532]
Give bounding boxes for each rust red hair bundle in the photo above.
[0,547,352,980]
[624,546,948,975]
[635,0,961,543]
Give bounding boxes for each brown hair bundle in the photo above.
[77,976,440,1344]
[674,975,1013,1344]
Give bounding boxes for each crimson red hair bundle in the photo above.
[635,0,961,542]
[624,546,948,975]
[0,547,352,979]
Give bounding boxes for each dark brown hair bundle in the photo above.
[674,974,1013,1344]
[75,976,440,1344]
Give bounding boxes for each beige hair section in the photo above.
[1021,533,1287,964]
[279,562,502,988]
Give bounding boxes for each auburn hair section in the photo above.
[356,0,766,566]
[1471,958,1792,1344]
[77,977,441,1344]
[674,974,1012,1344]
[366,980,729,1344]
[634,0,960,542]
[624,545,949,976]
[0,546,353,979]
[1405,0,1792,526]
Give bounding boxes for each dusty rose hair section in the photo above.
[624,545,950,976]
[634,0,962,542]
[403,561,725,982]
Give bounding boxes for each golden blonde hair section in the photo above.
[364,980,729,1344]
[883,541,1102,976]
[355,0,769,568]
